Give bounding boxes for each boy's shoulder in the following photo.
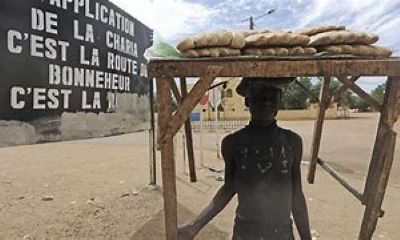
[222,126,248,141]
[278,126,302,145]
[221,127,248,149]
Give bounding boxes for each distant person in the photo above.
[178,77,312,240]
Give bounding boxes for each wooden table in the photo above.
[148,56,400,240]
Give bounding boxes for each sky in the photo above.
[111,0,400,91]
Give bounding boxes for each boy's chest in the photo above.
[233,139,294,185]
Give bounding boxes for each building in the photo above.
[191,77,339,122]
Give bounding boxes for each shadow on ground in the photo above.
[131,204,229,240]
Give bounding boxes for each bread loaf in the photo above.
[309,31,379,46]
[182,47,241,58]
[240,29,271,37]
[351,45,392,57]
[245,33,310,47]
[296,25,346,36]
[303,47,318,54]
[177,31,246,52]
[288,46,305,55]
[177,38,195,52]
[318,44,392,57]
[242,46,316,56]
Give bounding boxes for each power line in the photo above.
[255,9,275,21]
[240,9,276,30]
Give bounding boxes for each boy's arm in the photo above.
[291,133,312,240]
[178,135,236,239]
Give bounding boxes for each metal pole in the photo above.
[200,107,205,167]
[214,88,221,159]
[149,77,157,185]
[250,16,255,30]
[182,132,188,174]
[213,88,220,158]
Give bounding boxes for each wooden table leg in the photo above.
[157,76,178,240]
[180,77,197,182]
[308,76,331,184]
[359,77,400,240]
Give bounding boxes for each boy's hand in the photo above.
[177,223,196,240]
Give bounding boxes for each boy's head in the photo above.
[236,77,294,121]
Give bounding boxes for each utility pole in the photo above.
[250,16,255,30]
[242,9,276,30]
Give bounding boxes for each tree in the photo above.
[352,95,370,111]
[310,77,359,108]
[371,83,386,104]
[310,77,340,102]
[281,77,312,110]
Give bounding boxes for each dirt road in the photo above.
[0,113,399,239]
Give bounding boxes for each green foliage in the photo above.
[153,77,384,113]
[352,95,369,111]
[310,77,341,102]
[371,83,386,104]
[282,77,374,111]
[281,77,312,110]
[310,77,362,109]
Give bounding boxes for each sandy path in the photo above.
[0,113,399,239]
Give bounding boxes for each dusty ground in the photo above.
[0,112,399,239]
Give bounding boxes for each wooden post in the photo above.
[167,77,182,103]
[359,77,400,240]
[337,76,382,112]
[180,77,197,182]
[294,79,320,103]
[317,158,363,202]
[307,76,331,184]
[156,75,178,240]
[363,77,400,202]
[332,76,360,103]
[158,66,223,145]
[145,58,400,240]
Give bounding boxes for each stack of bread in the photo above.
[176,31,245,58]
[242,32,317,56]
[240,29,274,37]
[176,26,392,58]
[296,25,392,57]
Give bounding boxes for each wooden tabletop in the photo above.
[148,56,400,78]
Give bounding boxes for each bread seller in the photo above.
[178,77,312,240]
